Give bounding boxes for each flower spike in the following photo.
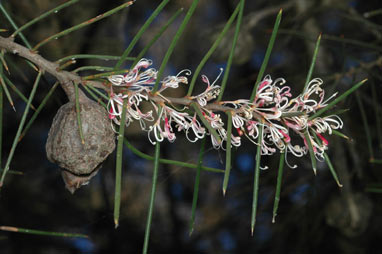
[106,59,344,170]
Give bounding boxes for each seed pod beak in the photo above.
[61,167,100,194]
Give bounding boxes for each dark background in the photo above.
[1,0,382,253]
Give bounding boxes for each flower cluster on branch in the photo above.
[107,59,343,168]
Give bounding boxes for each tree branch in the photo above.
[0,35,300,118]
[0,35,103,102]
[0,35,257,115]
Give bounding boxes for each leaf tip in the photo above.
[0,226,18,232]
[313,168,317,176]
[114,219,119,229]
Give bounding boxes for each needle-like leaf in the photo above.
[33,1,135,50]
[187,2,241,96]
[272,153,285,223]
[0,226,88,238]
[189,138,206,235]
[153,0,201,92]
[250,9,282,101]
[222,111,233,196]
[142,143,161,254]
[74,83,85,145]
[0,72,42,186]
[115,0,171,70]
[251,124,263,236]
[124,138,224,173]
[309,79,367,120]
[217,0,245,101]
[114,99,128,228]
[304,130,317,175]
[303,33,321,93]
[11,0,79,38]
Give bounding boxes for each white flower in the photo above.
[191,68,223,106]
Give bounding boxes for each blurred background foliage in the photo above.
[1,0,382,253]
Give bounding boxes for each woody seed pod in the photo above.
[46,99,115,193]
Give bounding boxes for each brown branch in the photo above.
[0,35,104,102]
[0,35,247,114]
[0,35,300,118]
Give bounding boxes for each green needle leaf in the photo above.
[81,84,107,109]
[11,0,79,38]
[324,153,343,187]
[0,71,42,187]
[309,79,367,120]
[115,0,171,70]
[4,76,36,111]
[153,0,201,93]
[74,66,113,73]
[217,0,245,101]
[332,129,349,140]
[250,9,282,101]
[189,138,206,235]
[191,102,221,144]
[304,130,317,175]
[57,54,134,64]
[142,143,161,254]
[187,2,241,96]
[320,108,349,118]
[0,3,32,48]
[0,225,88,238]
[132,7,184,68]
[0,66,15,111]
[19,82,59,142]
[74,83,85,145]
[114,99,128,228]
[124,138,224,173]
[311,132,342,187]
[222,111,233,196]
[303,33,321,93]
[251,124,263,236]
[272,153,285,223]
[83,69,129,80]
[33,1,135,50]
[86,85,110,101]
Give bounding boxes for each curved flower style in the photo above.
[106,58,344,169]
[108,58,157,89]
